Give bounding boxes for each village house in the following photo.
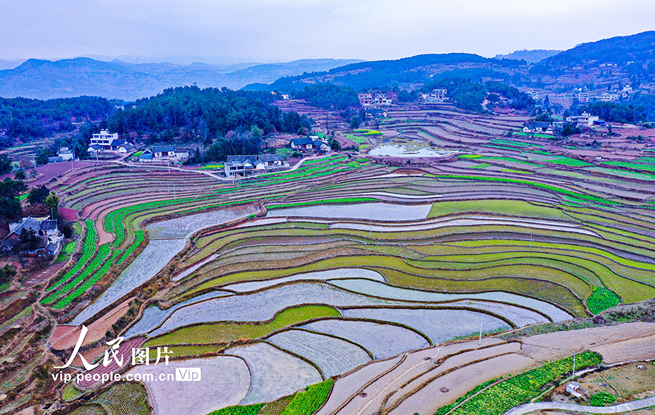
[88,130,136,153]
[90,130,119,149]
[139,146,189,162]
[117,142,136,153]
[224,154,290,177]
[364,108,388,120]
[87,144,103,154]
[0,216,63,257]
[358,91,397,106]
[224,155,257,177]
[523,121,554,134]
[565,382,589,400]
[420,89,448,104]
[57,147,75,161]
[257,154,288,169]
[290,137,315,151]
[565,112,600,127]
[313,140,329,151]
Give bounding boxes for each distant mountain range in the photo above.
[247,31,655,93]
[0,58,361,100]
[244,53,520,92]
[533,31,655,71]
[1,31,654,101]
[493,50,561,63]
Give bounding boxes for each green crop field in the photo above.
[146,305,340,349]
[546,157,593,167]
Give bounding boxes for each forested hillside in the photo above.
[532,31,655,72]
[249,53,524,92]
[107,86,312,141]
[0,96,114,148]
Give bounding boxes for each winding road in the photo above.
[505,396,655,414]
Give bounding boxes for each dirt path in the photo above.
[100,154,331,182]
[506,396,655,415]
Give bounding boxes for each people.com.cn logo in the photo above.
[175,368,201,381]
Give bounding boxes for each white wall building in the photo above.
[90,130,119,147]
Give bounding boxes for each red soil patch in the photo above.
[73,344,107,367]
[50,297,135,350]
[95,216,113,246]
[0,161,97,187]
[59,207,80,221]
[50,325,79,347]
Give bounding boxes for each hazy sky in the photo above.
[1,0,654,63]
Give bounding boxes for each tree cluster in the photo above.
[293,84,359,110]
[0,96,114,148]
[0,178,27,226]
[421,78,535,113]
[107,86,310,141]
[581,101,647,124]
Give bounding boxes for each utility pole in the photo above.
[572,352,577,379]
[530,232,533,248]
[478,315,484,346]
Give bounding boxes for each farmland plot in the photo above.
[148,282,398,336]
[267,202,432,221]
[147,204,259,239]
[267,329,371,377]
[300,319,430,359]
[148,280,552,338]
[330,217,601,237]
[128,356,250,415]
[124,291,232,337]
[73,239,187,324]
[342,308,510,344]
[330,279,572,321]
[222,268,385,292]
[227,342,323,405]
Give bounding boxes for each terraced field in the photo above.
[8,107,653,415]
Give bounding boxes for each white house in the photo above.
[118,143,136,153]
[90,130,119,148]
[225,154,289,177]
[420,89,448,104]
[224,155,257,177]
[523,122,553,134]
[57,147,75,161]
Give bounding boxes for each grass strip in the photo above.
[280,379,334,415]
[117,231,145,265]
[42,243,111,305]
[45,220,96,293]
[53,249,122,309]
